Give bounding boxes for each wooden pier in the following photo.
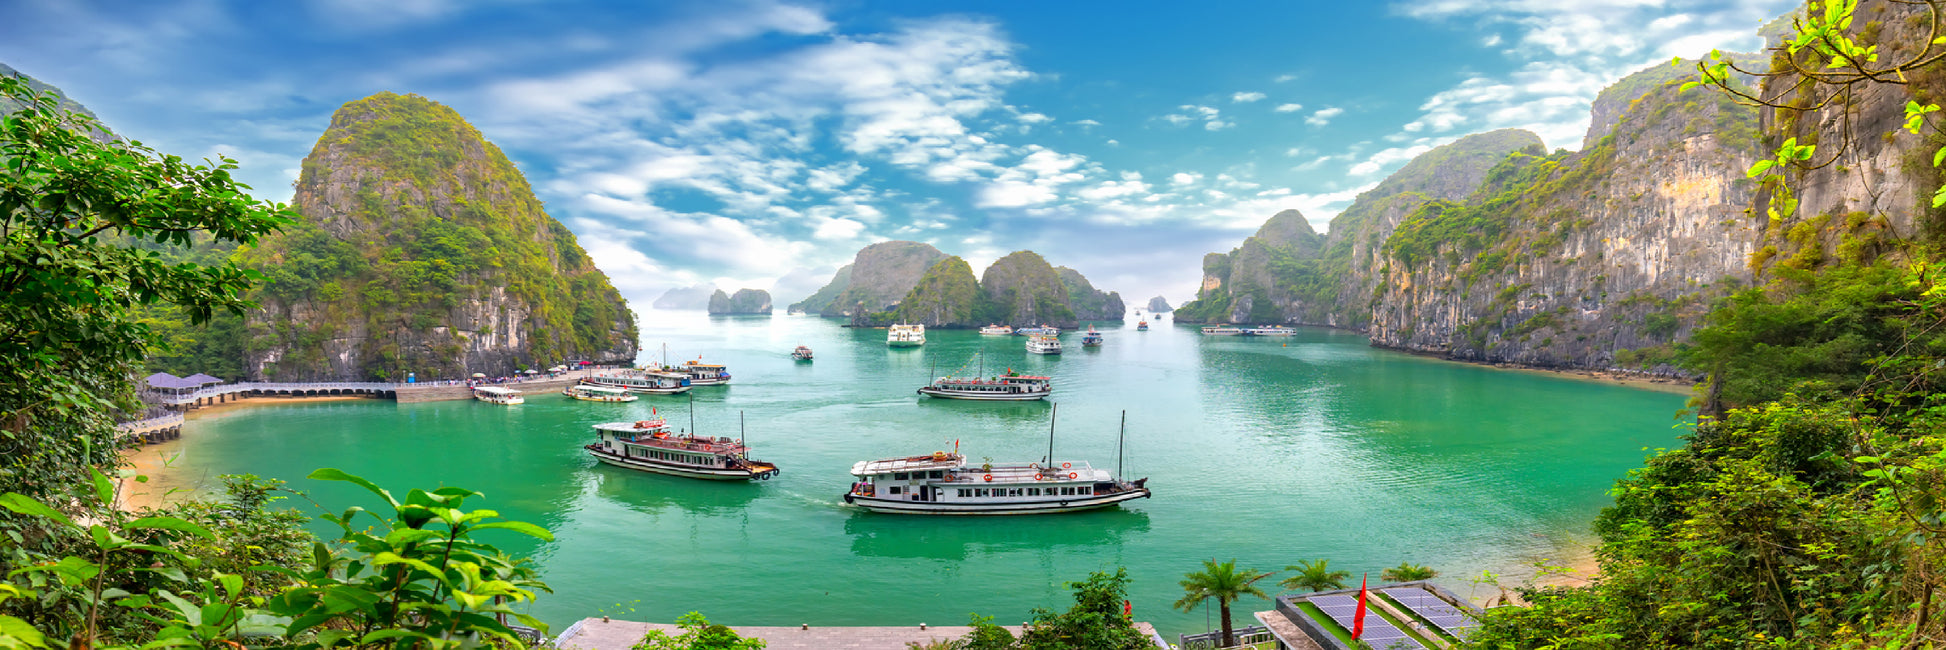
[117,413,185,444]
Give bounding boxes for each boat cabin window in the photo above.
[1028,488,1041,496]
[928,470,943,479]
[1061,487,1075,495]
[1079,486,1092,495]
[894,472,909,480]
[888,486,902,495]
[976,489,989,497]
[957,489,970,497]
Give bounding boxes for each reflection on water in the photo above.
[912,396,1053,426]
[586,465,765,515]
[844,509,1151,560]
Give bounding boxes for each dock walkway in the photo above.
[556,617,1166,650]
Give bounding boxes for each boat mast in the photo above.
[688,389,696,435]
[1118,410,1127,478]
[740,410,746,446]
[1047,403,1057,465]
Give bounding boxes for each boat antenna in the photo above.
[1047,403,1057,466]
[688,389,696,435]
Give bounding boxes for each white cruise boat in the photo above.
[1026,334,1062,355]
[1016,325,1058,336]
[472,386,523,405]
[917,372,1052,401]
[1245,326,1296,336]
[563,384,638,403]
[1200,326,1243,336]
[583,370,692,395]
[843,452,1149,515]
[669,359,731,385]
[979,324,1014,335]
[587,417,779,481]
[888,323,926,347]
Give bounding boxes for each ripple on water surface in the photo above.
[163,314,1685,637]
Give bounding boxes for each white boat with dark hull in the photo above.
[842,452,1148,515]
[587,417,779,481]
[473,386,523,405]
[563,384,638,403]
[888,323,926,348]
[917,372,1052,401]
[979,324,1014,336]
[583,370,692,395]
[1245,326,1296,336]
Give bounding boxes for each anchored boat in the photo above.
[1081,327,1104,347]
[979,324,1014,336]
[843,407,1150,515]
[563,383,638,402]
[582,370,692,395]
[1026,333,1062,355]
[586,411,779,481]
[918,370,1052,401]
[668,359,731,386]
[888,323,926,348]
[473,386,523,405]
[1245,326,1296,336]
[1200,326,1243,336]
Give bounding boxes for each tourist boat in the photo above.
[583,370,692,395]
[563,384,638,403]
[472,386,523,405]
[792,345,814,361]
[669,360,732,385]
[586,415,779,481]
[1026,333,1062,355]
[841,419,1151,515]
[979,324,1014,336]
[888,323,926,347]
[1081,327,1104,347]
[1245,326,1296,336]
[1200,326,1243,336]
[917,371,1052,401]
[1016,325,1058,337]
[1137,320,1149,331]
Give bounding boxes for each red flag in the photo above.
[1352,573,1368,640]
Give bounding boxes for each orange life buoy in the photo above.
[1069,472,1078,479]
[983,474,993,482]
[1029,462,1039,469]
[1061,462,1072,469]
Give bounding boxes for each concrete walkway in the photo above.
[556,617,1165,650]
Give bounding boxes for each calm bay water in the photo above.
[159,312,1686,637]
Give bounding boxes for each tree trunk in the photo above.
[1219,599,1234,648]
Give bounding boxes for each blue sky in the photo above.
[2,0,1792,308]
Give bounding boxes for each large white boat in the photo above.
[842,452,1150,515]
[1026,334,1062,355]
[473,386,523,405]
[1200,326,1243,336]
[1016,325,1058,336]
[888,323,926,347]
[587,416,779,481]
[917,372,1052,401]
[582,370,692,395]
[1245,326,1296,336]
[563,384,638,403]
[979,324,1014,336]
[669,360,731,385]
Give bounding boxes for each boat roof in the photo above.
[851,453,965,475]
[680,361,726,368]
[474,386,521,395]
[1000,374,1051,380]
[643,370,690,379]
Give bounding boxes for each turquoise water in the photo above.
[159,312,1686,638]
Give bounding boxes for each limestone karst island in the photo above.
[4,2,1941,648]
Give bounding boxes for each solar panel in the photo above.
[1381,588,1480,639]
[1305,595,1425,649]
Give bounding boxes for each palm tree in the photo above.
[1280,559,1350,593]
[1174,558,1273,648]
[1381,562,1438,582]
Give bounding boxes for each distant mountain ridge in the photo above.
[797,242,1125,328]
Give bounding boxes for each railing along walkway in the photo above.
[116,413,185,435]
[147,381,403,405]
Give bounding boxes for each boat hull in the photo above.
[843,488,1149,515]
[586,446,777,481]
[916,387,1049,401]
[887,341,924,348]
[684,377,730,386]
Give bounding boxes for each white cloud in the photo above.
[1071,119,1102,127]
[1205,120,1233,131]
[1170,172,1202,186]
[1305,107,1345,126]
[1163,104,1229,131]
[1274,74,1297,83]
[1274,103,1304,113]
[1348,144,1434,176]
[1016,112,1053,123]
[1231,91,1266,103]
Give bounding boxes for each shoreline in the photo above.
[116,394,384,511]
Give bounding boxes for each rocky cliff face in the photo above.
[655,284,717,310]
[893,257,980,327]
[819,241,946,318]
[1146,296,1172,313]
[1367,69,1760,368]
[979,251,1076,328]
[1057,267,1125,320]
[245,92,637,381]
[707,288,772,314]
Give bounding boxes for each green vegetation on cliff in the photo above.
[707,288,772,314]
[789,264,850,313]
[978,251,1077,327]
[893,256,980,326]
[248,92,636,380]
